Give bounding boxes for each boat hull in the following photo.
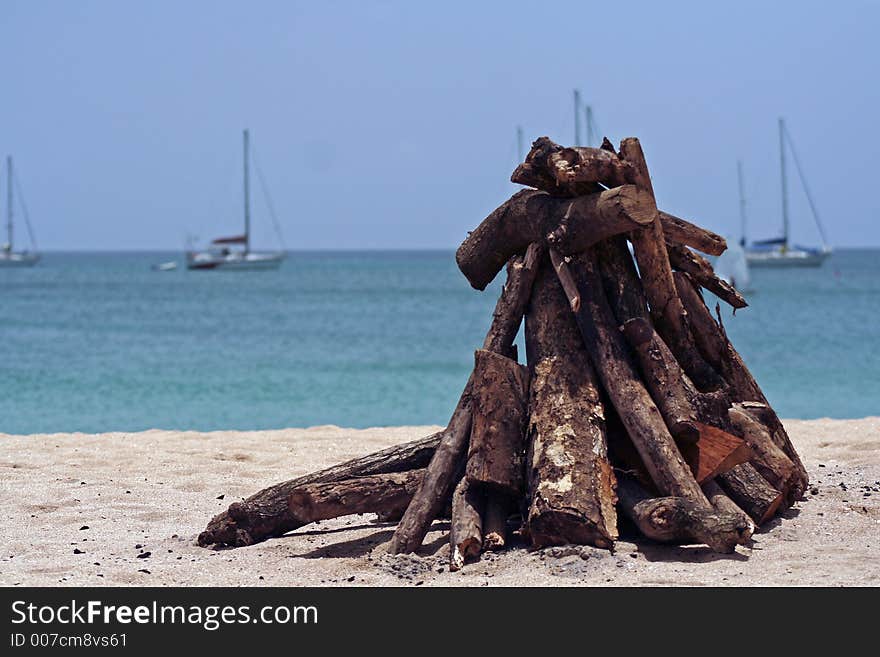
[186,251,285,271]
[0,252,40,267]
[745,249,830,268]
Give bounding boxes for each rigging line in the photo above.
[249,143,287,250]
[782,123,830,247]
[13,175,38,251]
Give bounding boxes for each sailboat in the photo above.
[186,130,285,271]
[0,156,40,267]
[744,118,831,267]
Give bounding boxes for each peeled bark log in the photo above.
[562,250,711,510]
[718,463,784,525]
[617,476,751,553]
[456,185,654,291]
[674,271,809,498]
[667,242,747,309]
[198,431,442,547]
[449,476,484,571]
[466,349,529,495]
[287,470,426,526]
[524,259,618,548]
[618,137,725,392]
[728,405,797,494]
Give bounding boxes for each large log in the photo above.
[524,259,618,549]
[388,244,543,554]
[449,476,484,571]
[287,470,426,526]
[456,185,653,291]
[617,475,751,553]
[673,271,809,498]
[198,431,442,547]
[717,463,784,525]
[666,242,747,309]
[559,249,711,510]
[617,137,725,392]
[466,349,529,494]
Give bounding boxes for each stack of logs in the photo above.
[199,136,808,568]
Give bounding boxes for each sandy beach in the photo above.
[1,419,878,587]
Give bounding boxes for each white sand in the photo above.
[1,419,879,587]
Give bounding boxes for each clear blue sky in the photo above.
[2,0,877,250]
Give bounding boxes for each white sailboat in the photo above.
[744,118,831,267]
[186,130,285,271]
[0,156,40,267]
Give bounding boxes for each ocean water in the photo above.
[1,249,878,434]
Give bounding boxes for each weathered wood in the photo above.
[389,244,542,554]
[562,250,712,510]
[673,271,809,498]
[702,479,755,538]
[524,259,618,548]
[618,137,725,392]
[466,349,529,494]
[482,497,509,551]
[511,137,725,256]
[449,476,484,571]
[455,185,654,291]
[667,242,747,309]
[728,405,796,494]
[659,211,727,256]
[595,235,649,324]
[198,431,443,547]
[545,186,656,255]
[718,463,784,525]
[512,136,635,192]
[388,388,473,554]
[617,475,751,553]
[622,317,700,444]
[483,242,543,355]
[287,470,426,526]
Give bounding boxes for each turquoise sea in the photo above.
[1,249,878,434]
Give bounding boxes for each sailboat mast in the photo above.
[243,129,250,255]
[585,105,594,147]
[737,160,747,247]
[573,89,581,146]
[516,125,524,162]
[779,117,789,248]
[6,156,13,249]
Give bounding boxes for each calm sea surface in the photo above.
[1,249,878,434]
